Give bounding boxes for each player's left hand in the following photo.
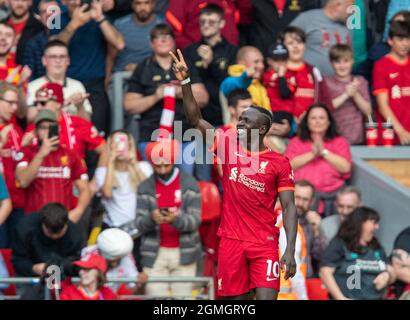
[280,250,297,280]
[170,49,190,81]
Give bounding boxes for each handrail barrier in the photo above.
[0,276,215,300]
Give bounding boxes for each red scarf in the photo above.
[158,86,176,139]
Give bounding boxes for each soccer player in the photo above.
[170,49,298,300]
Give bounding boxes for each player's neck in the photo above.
[389,51,408,63]
[287,60,304,69]
[242,137,267,153]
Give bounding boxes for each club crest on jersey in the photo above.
[258,161,269,174]
[229,167,238,182]
[60,155,68,166]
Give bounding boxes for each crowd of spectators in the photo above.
[0,0,409,300]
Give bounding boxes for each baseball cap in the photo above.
[145,139,180,165]
[97,228,134,261]
[73,253,107,273]
[36,83,64,104]
[34,109,57,126]
[267,42,289,60]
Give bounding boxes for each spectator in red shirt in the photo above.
[0,81,26,246]
[373,21,410,145]
[283,26,322,121]
[284,104,352,217]
[320,44,372,145]
[60,253,116,300]
[166,0,240,49]
[6,0,43,65]
[15,109,91,222]
[23,82,105,159]
[0,22,31,86]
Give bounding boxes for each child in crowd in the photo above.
[373,21,410,145]
[320,44,372,145]
[283,26,322,121]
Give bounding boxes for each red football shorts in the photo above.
[217,236,280,297]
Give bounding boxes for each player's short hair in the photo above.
[200,3,224,19]
[389,20,410,39]
[283,26,306,43]
[150,23,175,40]
[40,203,69,234]
[44,39,68,53]
[295,180,316,198]
[390,10,410,26]
[227,89,252,108]
[336,186,362,201]
[249,105,273,130]
[329,44,353,62]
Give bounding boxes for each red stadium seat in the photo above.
[0,248,16,296]
[306,278,328,300]
[198,181,221,222]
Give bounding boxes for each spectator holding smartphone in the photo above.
[95,130,152,229]
[15,109,91,222]
[136,139,201,298]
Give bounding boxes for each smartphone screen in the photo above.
[114,134,129,158]
[48,123,59,139]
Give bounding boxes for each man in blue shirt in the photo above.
[53,0,125,135]
[111,0,164,73]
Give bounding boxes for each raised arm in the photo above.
[170,49,215,147]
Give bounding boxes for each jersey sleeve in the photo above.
[277,157,295,192]
[15,146,34,169]
[372,59,389,96]
[81,120,105,151]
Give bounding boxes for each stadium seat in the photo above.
[306,278,328,300]
[0,248,16,296]
[198,181,221,222]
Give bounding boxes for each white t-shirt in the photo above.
[27,76,93,115]
[95,161,153,227]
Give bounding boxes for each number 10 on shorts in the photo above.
[266,259,280,280]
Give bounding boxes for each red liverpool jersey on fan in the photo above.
[16,145,88,213]
[262,69,295,113]
[26,112,104,159]
[0,119,25,208]
[373,55,410,135]
[214,129,295,244]
[288,63,317,119]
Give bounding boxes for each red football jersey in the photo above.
[0,120,25,208]
[373,55,410,132]
[287,63,318,119]
[262,69,295,113]
[214,129,295,244]
[26,112,104,159]
[16,145,88,214]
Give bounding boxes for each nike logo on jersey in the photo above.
[266,277,277,282]
[389,73,399,79]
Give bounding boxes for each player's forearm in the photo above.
[181,82,205,127]
[191,84,209,109]
[282,203,297,253]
